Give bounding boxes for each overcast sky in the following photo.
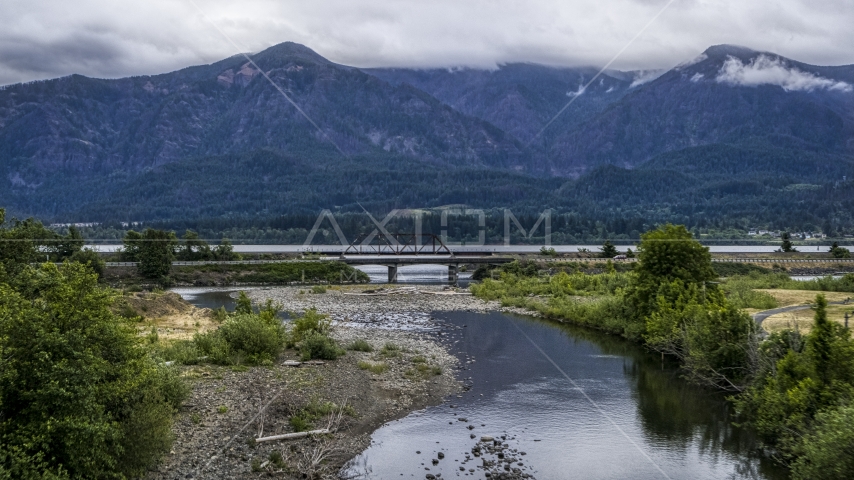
[1,0,852,86]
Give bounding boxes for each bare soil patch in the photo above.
[114,291,219,341]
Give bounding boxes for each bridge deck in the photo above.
[340,256,513,266]
[103,256,514,268]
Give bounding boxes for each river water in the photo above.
[175,289,786,480]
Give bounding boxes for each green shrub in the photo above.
[348,339,373,352]
[289,308,331,344]
[193,330,231,364]
[146,326,159,344]
[235,291,253,314]
[310,285,327,294]
[791,404,854,479]
[289,415,311,432]
[0,263,188,479]
[712,262,771,277]
[300,332,345,361]
[156,366,190,410]
[268,450,285,469]
[288,399,352,433]
[118,303,139,319]
[69,248,106,279]
[358,360,388,374]
[723,278,779,309]
[195,312,286,365]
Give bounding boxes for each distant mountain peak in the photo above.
[702,44,759,61]
[251,41,333,66]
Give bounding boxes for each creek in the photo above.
[174,290,786,480]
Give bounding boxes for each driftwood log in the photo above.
[255,429,331,443]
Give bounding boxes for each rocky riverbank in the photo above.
[247,285,496,330]
[146,285,503,480]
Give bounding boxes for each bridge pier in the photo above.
[448,264,458,284]
[388,264,399,284]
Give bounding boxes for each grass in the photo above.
[217,405,228,414]
[404,363,442,380]
[170,261,370,285]
[357,360,388,374]
[348,339,373,352]
[268,451,285,469]
[763,304,854,334]
[289,398,356,432]
[289,415,311,432]
[756,289,853,307]
[380,342,400,357]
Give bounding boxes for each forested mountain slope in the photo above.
[1,42,853,231]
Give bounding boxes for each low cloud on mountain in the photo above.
[1,0,853,86]
[716,55,852,92]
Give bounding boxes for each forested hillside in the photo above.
[1,42,853,233]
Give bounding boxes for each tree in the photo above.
[807,295,834,385]
[821,219,835,238]
[0,263,186,478]
[781,232,797,252]
[177,230,212,261]
[600,240,619,258]
[235,291,253,315]
[69,248,106,280]
[214,238,239,261]
[120,229,144,261]
[126,229,177,279]
[830,241,851,259]
[0,210,67,271]
[734,293,854,463]
[791,404,854,479]
[630,224,717,317]
[50,225,84,261]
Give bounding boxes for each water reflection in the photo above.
[344,312,787,480]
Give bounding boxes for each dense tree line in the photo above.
[6,144,854,240]
[120,229,240,281]
[70,207,850,247]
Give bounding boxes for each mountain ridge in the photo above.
[1,41,854,228]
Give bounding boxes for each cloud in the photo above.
[0,0,853,86]
[716,55,852,92]
[675,53,707,70]
[566,84,586,97]
[690,72,704,82]
[629,69,665,88]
